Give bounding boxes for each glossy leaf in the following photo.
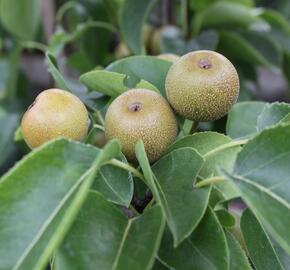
[56,191,165,270]
[106,56,172,96]
[225,231,251,270]
[226,101,266,139]
[152,148,210,246]
[93,154,134,207]
[80,70,158,98]
[120,0,158,54]
[0,0,40,40]
[241,209,283,270]
[167,132,241,199]
[159,208,229,270]
[257,102,290,131]
[0,139,119,270]
[226,124,290,255]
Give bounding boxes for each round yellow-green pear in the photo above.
[165,50,239,122]
[21,88,89,148]
[105,89,177,163]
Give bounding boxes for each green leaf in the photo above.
[56,191,165,270]
[120,0,158,54]
[225,231,252,270]
[0,139,119,270]
[219,31,282,68]
[226,124,290,255]
[193,1,268,34]
[216,209,236,228]
[152,259,170,270]
[93,154,134,207]
[46,52,70,91]
[159,208,229,270]
[226,101,266,139]
[271,237,290,270]
[106,56,172,96]
[0,113,19,168]
[135,140,158,192]
[80,70,158,98]
[152,148,210,246]
[241,209,283,270]
[167,132,241,199]
[257,102,290,131]
[0,0,40,40]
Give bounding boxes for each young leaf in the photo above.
[225,231,252,270]
[226,102,266,139]
[257,102,290,131]
[80,70,158,98]
[159,208,229,270]
[241,209,283,270]
[0,139,119,270]
[56,191,165,270]
[106,56,172,96]
[0,0,40,40]
[225,124,290,255]
[167,132,241,199]
[93,154,134,207]
[120,0,158,54]
[152,147,210,246]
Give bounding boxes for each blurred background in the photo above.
[1,0,290,175]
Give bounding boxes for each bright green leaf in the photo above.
[241,209,283,270]
[226,101,266,139]
[106,56,172,96]
[93,154,134,206]
[257,102,290,131]
[80,70,158,98]
[152,148,210,246]
[226,124,290,255]
[225,231,252,270]
[0,139,120,269]
[56,191,165,270]
[167,132,241,199]
[159,208,229,270]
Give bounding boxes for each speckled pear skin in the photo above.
[105,89,178,163]
[21,89,89,149]
[165,50,239,122]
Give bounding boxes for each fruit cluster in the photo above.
[21,50,239,163]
